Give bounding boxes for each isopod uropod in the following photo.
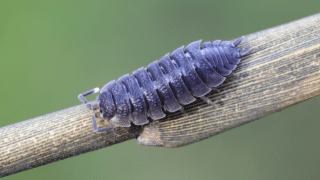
[78,37,250,136]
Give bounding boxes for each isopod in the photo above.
[78,37,250,135]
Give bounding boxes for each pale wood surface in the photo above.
[1,13,320,177]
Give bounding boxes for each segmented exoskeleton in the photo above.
[78,37,250,135]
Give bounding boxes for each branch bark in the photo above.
[1,13,320,177]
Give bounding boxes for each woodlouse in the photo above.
[78,37,250,136]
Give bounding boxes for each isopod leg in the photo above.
[78,87,100,110]
[180,106,188,117]
[200,96,218,108]
[211,87,220,93]
[92,113,118,134]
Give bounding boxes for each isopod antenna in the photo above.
[78,87,118,134]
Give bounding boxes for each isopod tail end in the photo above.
[240,48,251,57]
[231,36,244,47]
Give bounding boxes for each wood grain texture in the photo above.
[1,13,320,177]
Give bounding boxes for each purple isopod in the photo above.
[78,37,250,135]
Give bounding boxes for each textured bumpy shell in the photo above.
[97,37,250,127]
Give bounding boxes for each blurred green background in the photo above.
[1,0,320,179]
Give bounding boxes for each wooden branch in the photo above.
[1,13,320,178]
